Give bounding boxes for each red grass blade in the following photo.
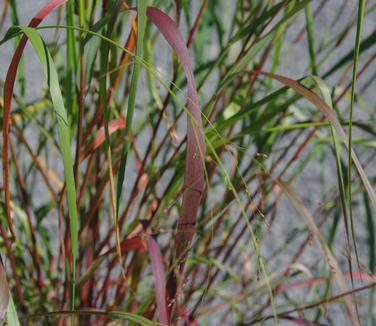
[147,236,169,325]
[112,3,137,95]
[79,118,126,162]
[146,5,206,280]
[101,235,146,257]
[186,0,209,47]
[2,0,67,239]
[178,306,201,325]
[344,271,376,283]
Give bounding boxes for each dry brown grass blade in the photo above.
[0,0,9,29]
[257,71,376,212]
[275,179,359,326]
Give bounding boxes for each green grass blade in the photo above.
[18,26,79,310]
[116,0,148,217]
[6,295,20,326]
[364,196,375,273]
[323,27,376,78]
[347,0,366,269]
[312,76,355,288]
[65,0,78,123]
[364,193,375,325]
[305,2,317,75]
[98,0,124,274]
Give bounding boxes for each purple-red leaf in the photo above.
[146,5,206,273]
[147,236,169,325]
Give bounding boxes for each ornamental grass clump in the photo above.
[0,0,376,325]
